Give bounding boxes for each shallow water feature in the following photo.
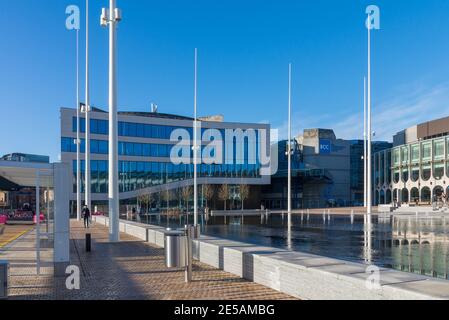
[143,213,449,280]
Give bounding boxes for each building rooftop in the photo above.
[0,153,50,164]
[80,104,224,122]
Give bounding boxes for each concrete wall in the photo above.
[92,216,449,300]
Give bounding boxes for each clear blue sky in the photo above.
[1,0,449,162]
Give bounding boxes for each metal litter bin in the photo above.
[0,260,8,300]
[165,230,187,268]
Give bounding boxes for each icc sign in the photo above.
[319,139,332,154]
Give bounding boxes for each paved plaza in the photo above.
[2,221,295,300]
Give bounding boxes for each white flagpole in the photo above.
[363,77,367,209]
[108,0,120,242]
[367,17,372,215]
[76,28,81,221]
[85,0,91,213]
[287,63,292,231]
[193,48,198,227]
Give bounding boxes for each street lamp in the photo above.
[85,0,91,216]
[287,63,293,249]
[101,0,122,242]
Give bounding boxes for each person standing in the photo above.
[82,205,91,228]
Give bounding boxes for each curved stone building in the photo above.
[374,116,449,205]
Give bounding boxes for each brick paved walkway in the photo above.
[7,220,295,300]
[0,225,34,248]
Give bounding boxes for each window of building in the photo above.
[434,139,445,159]
[422,142,431,161]
[411,165,420,182]
[401,168,409,182]
[411,144,420,163]
[393,149,400,166]
[422,164,431,181]
[393,169,400,183]
[434,163,444,180]
[401,146,409,165]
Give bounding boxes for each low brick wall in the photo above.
[92,216,449,300]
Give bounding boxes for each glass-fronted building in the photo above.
[60,107,271,213]
[374,116,449,205]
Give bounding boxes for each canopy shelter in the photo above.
[0,160,54,189]
[0,160,70,276]
[0,176,20,191]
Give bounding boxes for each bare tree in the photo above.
[203,184,215,210]
[218,184,230,211]
[181,186,193,213]
[137,190,152,214]
[161,188,170,211]
[239,184,249,210]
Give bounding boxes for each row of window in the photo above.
[62,137,172,158]
[392,139,449,166]
[72,160,262,194]
[72,117,266,142]
[62,137,261,163]
[391,162,449,184]
[73,117,193,139]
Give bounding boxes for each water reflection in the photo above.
[137,212,449,280]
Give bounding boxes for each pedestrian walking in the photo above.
[82,205,91,228]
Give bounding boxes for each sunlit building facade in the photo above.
[374,116,449,205]
[60,107,271,213]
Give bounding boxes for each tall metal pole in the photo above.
[108,0,120,242]
[193,48,198,227]
[367,18,372,215]
[287,63,292,231]
[85,0,91,213]
[35,170,40,275]
[363,77,367,209]
[76,29,81,221]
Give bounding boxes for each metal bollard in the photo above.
[0,260,8,300]
[86,233,91,252]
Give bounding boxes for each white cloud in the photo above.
[274,82,449,142]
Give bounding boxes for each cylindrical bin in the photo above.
[165,230,187,268]
[0,260,9,300]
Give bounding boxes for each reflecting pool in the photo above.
[140,213,449,280]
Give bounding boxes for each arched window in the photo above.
[411,165,419,182]
[401,189,409,204]
[422,165,431,181]
[410,188,419,203]
[434,163,444,180]
[401,168,409,182]
[421,187,431,203]
[386,189,392,204]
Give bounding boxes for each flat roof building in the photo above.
[60,106,271,214]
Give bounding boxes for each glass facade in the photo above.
[73,117,209,139]
[64,117,266,195]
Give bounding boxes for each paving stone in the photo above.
[3,221,295,300]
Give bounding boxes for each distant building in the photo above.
[1,153,49,164]
[0,153,51,210]
[262,129,391,209]
[374,115,449,205]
